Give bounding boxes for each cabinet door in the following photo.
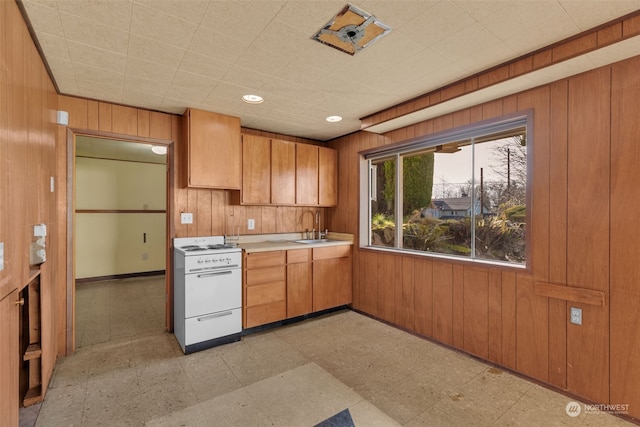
[271,139,296,205]
[186,108,241,189]
[318,146,337,207]
[0,289,19,426]
[312,257,352,312]
[287,262,312,318]
[296,144,319,205]
[242,134,271,204]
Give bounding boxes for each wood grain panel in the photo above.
[137,110,150,137]
[377,253,395,323]
[58,96,87,129]
[87,100,98,130]
[287,249,310,264]
[245,251,285,269]
[487,270,502,364]
[566,67,610,403]
[516,275,548,382]
[535,282,605,306]
[358,252,378,315]
[396,257,414,331]
[242,134,271,204]
[318,146,337,206]
[111,105,137,135]
[501,271,517,369]
[149,111,172,140]
[413,258,433,337]
[312,245,351,260]
[98,102,112,132]
[261,206,277,234]
[195,189,212,237]
[296,143,318,205]
[432,262,453,345]
[246,266,285,285]
[610,56,640,419]
[245,301,286,328]
[246,281,285,306]
[463,268,488,359]
[0,290,19,426]
[452,265,464,349]
[271,139,296,205]
[287,262,312,317]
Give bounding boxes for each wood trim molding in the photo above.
[535,282,606,306]
[75,210,166,214]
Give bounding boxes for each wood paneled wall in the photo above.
[0,0,59,402]
[329,55,640,419]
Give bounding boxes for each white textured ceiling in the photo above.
[20,0,640,141]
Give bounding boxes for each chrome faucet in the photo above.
[315,210,328,240]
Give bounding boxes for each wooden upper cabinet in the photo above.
[184,108,241,189]
[318,146,338,207]
[296,144,319,205]
[242,134,271,204]
[271,139,296,205]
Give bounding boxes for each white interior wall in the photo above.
[75,157,166,279]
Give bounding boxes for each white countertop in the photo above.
[236,232,354,253]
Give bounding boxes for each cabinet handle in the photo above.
[15,298,24,306]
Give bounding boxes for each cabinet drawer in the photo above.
[246,266,285,285]
[246,251,285,269]
[287,249,310,264]
[245,301,286,328]
[313,245,351,261]
[246,281,285,307]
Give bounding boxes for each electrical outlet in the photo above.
[0,242,4,271]
[248,218,255,230]
[181,213,193,224]
[570,307,582,325]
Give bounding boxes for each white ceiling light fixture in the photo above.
[312,3,391,56]
[151,145,167,155]
[242,94,264,104]
[326,115,343,122]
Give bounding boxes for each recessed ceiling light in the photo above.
[326,115,343,122]
[151,145,167,155]
[242,94,264,104]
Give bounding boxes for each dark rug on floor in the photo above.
[314,409,355,427]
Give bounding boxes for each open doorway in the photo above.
[66,131,173,353]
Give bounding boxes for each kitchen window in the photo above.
[360,113,529,267]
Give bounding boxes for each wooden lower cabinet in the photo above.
[313,256,352,312]
[243,246,352,328]
[244,252,286,328]
[287,249,312,318]
[0,289,20,426]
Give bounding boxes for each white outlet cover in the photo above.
[570,307,582,325]
[0,242,4,271]
[248,218,255,230]
[181,213,193,224]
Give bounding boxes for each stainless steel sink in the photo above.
[293,239,334,244]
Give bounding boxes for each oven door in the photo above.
[184,268,241,318]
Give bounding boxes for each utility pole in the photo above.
[507,147,511,190]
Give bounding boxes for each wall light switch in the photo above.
[570,307,582,325]
[248,218,255,230]
[0,242,4,271]
[181,213,193,224]
[50,176,55,193]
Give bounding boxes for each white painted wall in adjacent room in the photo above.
[75,157,166,279]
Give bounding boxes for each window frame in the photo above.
[359,111,532,269]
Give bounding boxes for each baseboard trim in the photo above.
[76,270,165,284]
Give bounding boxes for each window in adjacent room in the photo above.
[362,114,529,267]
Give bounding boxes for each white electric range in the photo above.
[173,236,242,354]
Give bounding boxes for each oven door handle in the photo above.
[197,271,233,278]
[197,311,233,321]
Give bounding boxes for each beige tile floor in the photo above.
[33,276,635,426]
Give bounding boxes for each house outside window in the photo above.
[361,114,529,267]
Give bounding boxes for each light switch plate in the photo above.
[181,213,193,224]
[0,242,4,271]
[570,307,582,325]
[248,219,255,230]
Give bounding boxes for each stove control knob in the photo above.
[206,259,212,263]
[197,259,204,264]
[226,257,232,263]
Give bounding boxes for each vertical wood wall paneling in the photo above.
[432,262,453,345]
[111,105,137,135]
[566,67,611,404]
[397,256,415,331]
[98,102,112,132]
[487,269,502,364]
[452,264,464,349]
[463,267,489,359]
[515,86,551,383]
[87,100,98,131]
[547,80,569,389]
[359,251,378,316]
[377,253,395,323]
[501,270,517,370]
[610,56,640,419]
[413,258,433,337]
